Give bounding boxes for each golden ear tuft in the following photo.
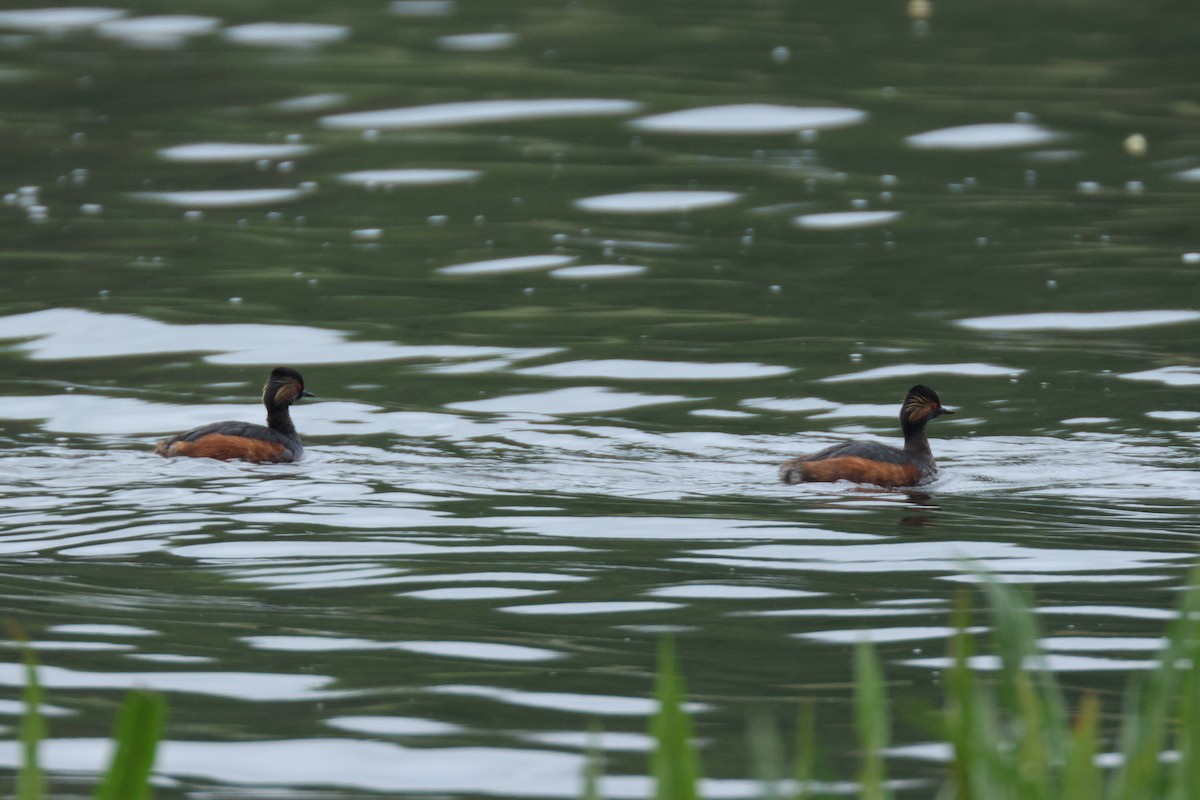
[274,381,297,405]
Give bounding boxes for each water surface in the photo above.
[0,1,1198,797]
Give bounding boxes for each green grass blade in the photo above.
[853,640,891,800]
[1167,573,1200,800]
[1111,568,1200,800]
[747,712,784,800]
[581,722,603,800]
[94,690,167,800]
[978,577,1063,800]
[790,703,817,800]
[16,639,47,800]
[650,638,701,800]
[1061,693,1102,800]
[944,590,979,800]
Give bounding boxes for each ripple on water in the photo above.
[628,104,868,134]
[548,264,647,279]
[95,15,220,46]
[820,362,1023,382]
[956,309,1200,331]
[242,636,563,663]
[678,541,1187,577]
[130,188,308,208]
[794,210,901,230]
[904,122,1065,150]
[0,737,587,797]
[0,308,556,367]
[437,254,576,275]
[1121,366,1200,387]
[222,22,350,48]
[339,168,481,187]
[157,142,315,162]
[647,584,823,600]
[428,684,708,715]
[573,191,741,214]
[390,0,456,16]
[514,359,792,380]
[320,98,641,129]
[326,716,463,736]
[445,386,694,415]
[499,601,681,615]
[437,32,517,51]
[0,663,340,702]
[0,8,126,32]
[400,587,556,601]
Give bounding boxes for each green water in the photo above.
[0,1,1198,797]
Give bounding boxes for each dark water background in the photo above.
[0,0,1198,796]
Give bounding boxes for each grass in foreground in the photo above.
[10,622,166,800]
[637,570,1200,800]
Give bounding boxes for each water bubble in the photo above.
[1125,180,1145,195]
[880,191,893,202]
[771,45,790,64]
[523,287,535,295]
[351,228,383,240]
[1077,181,1102,194]
[80,203,102,215]
[277,161,295,174]
[266,211,284,222]
[769,284,782,294]
[255,158,270,171]
[551,233,568,243]
[851,198,868,210]
[976,237,988,248]
[882,86,897,98]
[183,209,203,222]
[1182,253,1200,265]
[427,215,448,225]
[71,131,86,144]
[1024,169,1037,188]
[363,129,380,142]
[907,0,933,20]
[98,289,109,298]
[229,296,243,304]
[1013,111,1037,123]
[800,129,819,143]
[474,215,486,224]
[880,174,898,187]
[1047,279,1058,288]
[285,132,304,143]
[1123,132,1147,157]
[963,176,977,188]
[71,168,88,186]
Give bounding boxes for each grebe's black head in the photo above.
[264,367,314,408]
[900,384,953,433]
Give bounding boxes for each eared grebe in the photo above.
[780,385,953,487]
[155,367,314,463]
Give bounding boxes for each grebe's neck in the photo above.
[266,405,296,437]
[903,426,931,457]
